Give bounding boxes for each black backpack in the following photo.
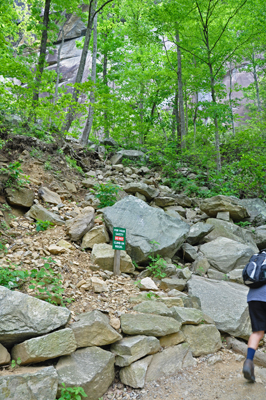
[242,250,266,289]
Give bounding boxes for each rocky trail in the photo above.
[1,143,266,399]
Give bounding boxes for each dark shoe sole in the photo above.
[243,366,255,383]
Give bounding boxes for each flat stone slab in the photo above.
[133,301,174,318]
[200,195,249,222]
[66,206,94,241]
[0,366,58,400]
[38,187,62,205]
[159,278,187,291]
[123,183,159,201]
[56,347,115,400]
[171,307,204,325]
[186,222,214,245]
[90,243,134,273]
[70,310,122,348]
[0,286,71,347]
[120,355,153,389]
[6,187,34,208]
[25,204,65,226]
[145,343,196,382]
[120,313,181,337]
[11,328,77,365]
[111,335,160,367]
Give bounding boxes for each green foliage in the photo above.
[29,258,73,306]
[91,182,120,208]
[44,160,52,170]
[0,266,29,290]
[0,241,8,254]
[0,162,29,188]
[147,240,167,279]
[145,292,159,299]
[58,383,88,400]
[65,156,84,175]
[36,220,54,232]
[235,221,251,227]
[10,357,21,370]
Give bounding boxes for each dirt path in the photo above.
[104,350,266,400]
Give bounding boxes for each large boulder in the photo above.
[0,286,71,347]
[188,275,251,339]
[11,328,77,365]
[0,366,58,400]
[252,226,266,249]
[56,347,115,400]
[120,313,181,337]
[110,150,146,165]
[103,196,190,263]
[241,198,266,226]
[200,195,249,222]
[145,343,195,382]
[70,310,122,348]
[204,218,258,252]
[199,237,254,273]
[81,225,109,249]
[5,187,34,208]
[0,344,10,365]
[120,355,153,389]
[66,206,94,241]
[182,324,222,356]
[123,183,159,201]
[25,204,65,226]
[90,243,134,273]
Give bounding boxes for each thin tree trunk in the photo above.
[174,90,180,147]
[32,0,51,106]
[80,7,98,146]
[103,44,109,138]
[193,91,198,145]
[209,63,222,173]
[53,17,66,105]
[184,87,188,134]
[176,31,186,149]
[229,62,235,135]
[252,52,261,112]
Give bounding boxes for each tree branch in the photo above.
[93,0,115,19]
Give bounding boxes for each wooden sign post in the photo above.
[112,227,126,276]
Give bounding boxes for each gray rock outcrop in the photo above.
[123,183,159,201]
[182,324,222,356]
[200,195,249,221]
[186,222,214,245]
[188,275,251,338]
[0,286,71,347]
[0,366,58,400]
[103,196,190,263]
[241,198,266,226]
[56,347,115,400]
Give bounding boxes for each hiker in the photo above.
[243,285,266,382]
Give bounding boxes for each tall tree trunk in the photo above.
[209,63,222,173]
[53,16,66,106]
[252,52,261,112]
[229,62,235,135]
[103,45,109,138]
[193,91,198,145]
[80,8,98,146]
[176,31,186,150]
[139,83,145,144]
[32,0,51,106]
[174,90,180,148]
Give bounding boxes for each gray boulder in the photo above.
[81,225,109,249]
[56,347,115,400]
[182,324,222,356]
[11,328,77,365]
[159,278,187,291]
[5,187,34,208]
[123,183,159,201]
[90,243,134,273]
[0,344,10,365]
[70,310,122,348]
[133,301,174,318]
[120,355,153,389]
[0,366,58,400]
[120,313,181,337]
[66,206,94,241]
[25,204,65,225]
[204,218,258,252]
[186,222,214,245]
[0,286,71,347]
[200,237,254,273]
[154,197,176,207]
[38,187,62,205]
[241,198,266,226]
[110,150,146,165]
[200,195,249,222]
[111,335,160,367]
[188,275,251,338]
[171,307,204,325]
[145,343,195,382]
[251,225,266,249]
[103,196,190,263]
[181,243,198,262]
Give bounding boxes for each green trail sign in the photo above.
[112,227,126,251]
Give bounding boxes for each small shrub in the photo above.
[10,357,21,370]
[65,156,84,175]
[36,220,54,232]
[0,162,29,188]
[147,240,167,279]
[91,182,119,208]
[58,383,88,400]
[235,221,251,227]
[0,267,29,290]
